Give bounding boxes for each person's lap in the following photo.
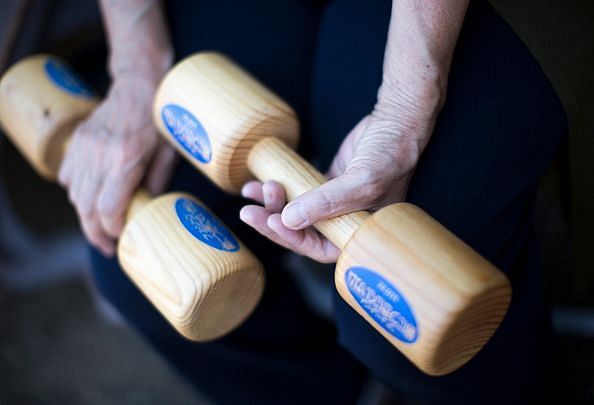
[89,0,567,403]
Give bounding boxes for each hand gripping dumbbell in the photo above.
[153,52,512,375]
[0,55,264,341]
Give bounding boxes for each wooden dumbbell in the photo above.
[0,54,265,341]
[153,52,512,375]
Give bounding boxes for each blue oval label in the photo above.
[345,267,418,343]
[175,198,239,252]
[44,59,94,98]
[162,104,212,163]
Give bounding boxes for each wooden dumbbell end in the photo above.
[425,278,510,375]
[153,52,299,194]
[118,193,265,341]
[0,54,97,179]
[153,51,512,370]
[1,53,266,342]
[336,203,511,375]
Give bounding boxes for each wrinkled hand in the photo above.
[58,76,176,256]
[240,92,441,263]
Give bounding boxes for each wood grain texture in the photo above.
[155,51,512,373]
[153,52,299,194]
[0,54,97,179]
[118,192,264,341]
[0,54,265,341]
[248,137,369,250]
[250,138,511,375]
[336,204,511,375]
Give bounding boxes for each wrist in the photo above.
[371,71,444,169]
[109,44,173,85]
[363,113,426,176]
[101,0,173,84]
[378,61,447,122]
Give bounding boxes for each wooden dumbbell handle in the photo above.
[247,137,370,249]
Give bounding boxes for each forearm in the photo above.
[377,0,469,120]
[99,0,173,82]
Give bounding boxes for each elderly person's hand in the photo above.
[240,85,442,263]
[239,0,468,263]
[58,0,173,256]
[58,76,175,256]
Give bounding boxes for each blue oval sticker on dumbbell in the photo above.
[44,59,94,98]
[346,266,418,343]
[162,104,212,164]
[175,198,239,252]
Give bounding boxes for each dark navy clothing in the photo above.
[89,1,567,403]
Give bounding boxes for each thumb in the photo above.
[281,171,371,230]
[144,142,178,195]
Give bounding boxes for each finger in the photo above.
[241,181,265,203]
[57,128,81,187]
[267,214,340,263]
[281,172,370,230]
[79,212,115,256]
[262,181,286,213]
[240,206,340,263]
[239,205,295,251]
[66,152,88,208]
[58,151,74,187]
[75,169,103,218]
[144,141,178,195]
[74,147,105,218]
[96,164,144,238]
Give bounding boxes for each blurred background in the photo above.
[0,0,592,403]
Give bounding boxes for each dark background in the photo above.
[0,0,592,403]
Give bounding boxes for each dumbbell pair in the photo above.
[0,53,511,376]
[0,55,264,341]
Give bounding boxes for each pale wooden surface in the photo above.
[0,54,96,178]
[337,204,511,375]
[250,136,511,375]
[248,137,369,250]
[155,52,512,375]
[154,52,299,194]
[0,54,265,341]
[118,192,264,341]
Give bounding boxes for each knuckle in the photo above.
[85,230,101,246]
[76,199,93,218]
[351,171,386,205]
[79,218,100,245]
[72,126,93,146]
[360,181,382,200]
[67,188,77,205]
[71,124,87,139]
[96,196,117,218]
[122,134,152,164]
[57,169,68,186]
[317,188,340,216]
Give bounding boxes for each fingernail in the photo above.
[239,207,251,223]
[282,203,307,229]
